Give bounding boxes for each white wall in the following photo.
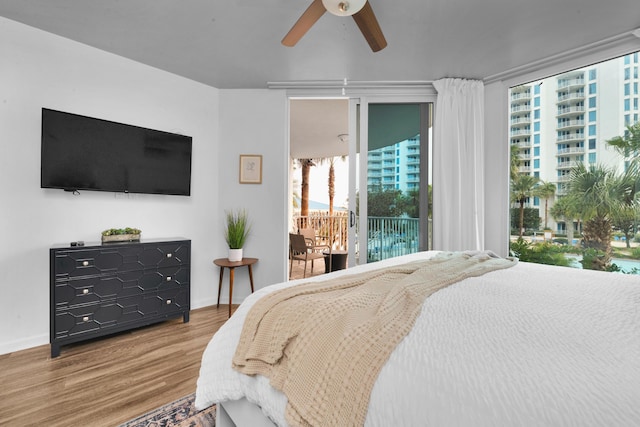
[216,89,289,304]
[0,17,220,354]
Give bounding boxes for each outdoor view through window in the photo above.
[509,51,640,274]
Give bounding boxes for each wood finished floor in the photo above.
[0,305,231,427]
[0,263,327,427]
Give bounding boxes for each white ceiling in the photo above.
[1,0,639,157]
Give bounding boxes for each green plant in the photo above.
[509,238,571,267]
[224,209,250,249]
[101,227,141,236]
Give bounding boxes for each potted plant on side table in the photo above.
[224,209,251,262]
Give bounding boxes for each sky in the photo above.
[295,160,350,210]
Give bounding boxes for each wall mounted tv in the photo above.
[41,108,192,196]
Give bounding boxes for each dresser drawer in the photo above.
[54,275,122,308]
[54,286,189,339]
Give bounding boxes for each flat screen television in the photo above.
[41,108,192,196]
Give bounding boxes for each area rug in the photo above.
[119,393,215,427]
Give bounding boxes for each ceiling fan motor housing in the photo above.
[322,0,366,16]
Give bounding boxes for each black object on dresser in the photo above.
[50,238,190,357]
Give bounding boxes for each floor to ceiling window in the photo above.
[509,50,640,274]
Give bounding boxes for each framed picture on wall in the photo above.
[239,154,262,184]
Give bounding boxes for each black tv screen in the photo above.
[41,108,192,196]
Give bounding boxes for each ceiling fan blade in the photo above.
[282,0,326,47]
[352,1,387,52]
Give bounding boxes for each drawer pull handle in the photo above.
[166,253,173,258]
[166,299,172,305]
[82,289,89,294]
[82,261,89,266]
[166,276,172,281]
[82,316,89,322]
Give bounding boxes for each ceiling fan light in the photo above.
[322,0,366,17]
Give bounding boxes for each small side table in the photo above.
[214,257,258,318]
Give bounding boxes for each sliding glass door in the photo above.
[348,100,433,266]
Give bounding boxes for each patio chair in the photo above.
[289,233,326,279]
[299,227,332,271]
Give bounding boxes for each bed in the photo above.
[195,251,640,426]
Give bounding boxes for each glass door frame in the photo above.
[347,95,436,267]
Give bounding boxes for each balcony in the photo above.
[557,133,585,143]
[511,105,531,113]
[510,117,531,125]
[556,146,585,155]
[511,140,531,149]
[557,161,579,169]
[557,106,586,117]
[557,92,585,104]
[556,119,585,131]
[556,78,585,90]
[510,92,532,102]
[511,129,531,137]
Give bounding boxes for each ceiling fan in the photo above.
[282,0,387,52]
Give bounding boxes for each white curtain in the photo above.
[432,78,485,251]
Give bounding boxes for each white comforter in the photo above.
[196,251,640,426]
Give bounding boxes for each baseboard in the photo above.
[1,300,223,356]
[0,334,48,356]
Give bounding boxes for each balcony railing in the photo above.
[293,214,422,263]
[294,213,348,250]
[366,217,420,262]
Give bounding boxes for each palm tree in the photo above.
[607,121,640,163]
[566,163,627,269]
[510,144,521,181]
[325,156,346,216]
[298,159,317,220]
[511,174,540,237]
[534,181,556,230]
[550,196,578,246]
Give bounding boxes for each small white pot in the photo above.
[228,248,243,262]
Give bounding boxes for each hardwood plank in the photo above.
[0,305,231,427]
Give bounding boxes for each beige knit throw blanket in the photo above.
[232,251,517,426]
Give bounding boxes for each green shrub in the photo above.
[509,239,571,267]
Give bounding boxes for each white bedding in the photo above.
[196,251,640,426]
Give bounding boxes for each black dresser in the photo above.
[49,238,190,357]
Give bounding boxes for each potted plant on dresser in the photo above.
[224,209,251,262]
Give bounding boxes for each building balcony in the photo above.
[510,92,532,102]
[556,78,585,90]
[557,161,579,169]
[557,106,586,117]
[511,140,531,149]
[510,117,531,125]
[556,175,571,182]
[557,92,585,104]
[556,146,585,155]
[511,129,531,137]
[518,166,531,173]
[519,152,532,160]
[510,105,531,113]
[557,134,585,143]
[556,119,585,131]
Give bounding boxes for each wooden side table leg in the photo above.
[248,264,255,293]
[228,267,235,318]
[217,267,224,308]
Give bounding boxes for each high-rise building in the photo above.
[367,136,421,193]
[510,51,640,232]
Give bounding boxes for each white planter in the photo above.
[228,248,243,262]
